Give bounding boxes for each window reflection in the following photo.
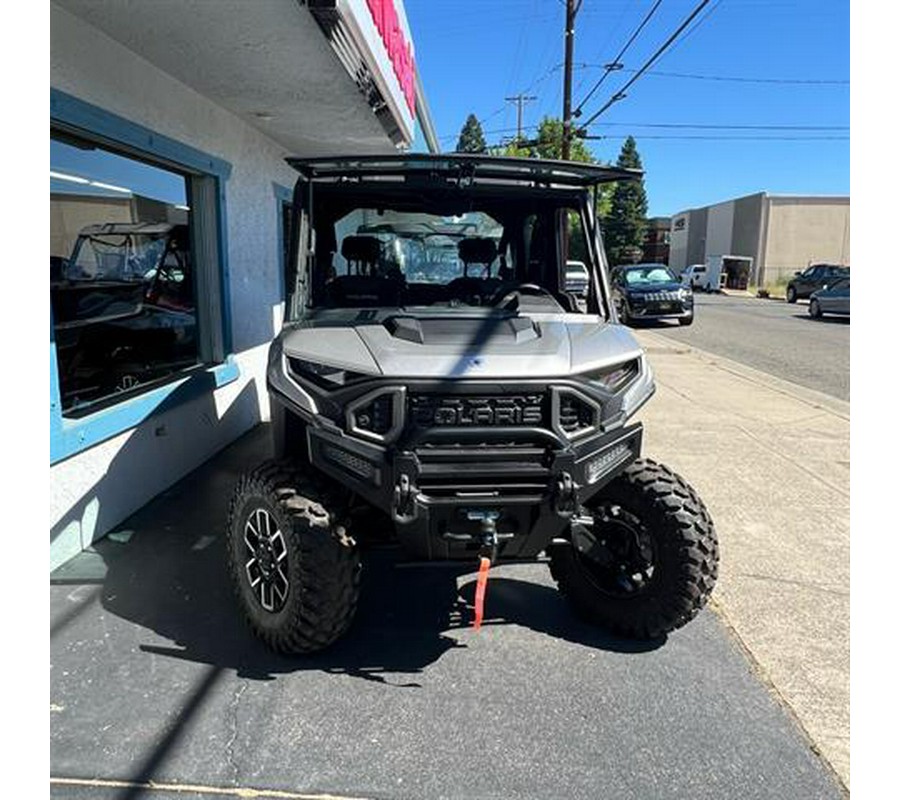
[50,132,199,413]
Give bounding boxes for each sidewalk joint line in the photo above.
[49,776,372,800]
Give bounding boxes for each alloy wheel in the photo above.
[576,502,657,597]
[243,507,290,612]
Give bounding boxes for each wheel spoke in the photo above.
[260,582,274,611]
[256,509,268,540]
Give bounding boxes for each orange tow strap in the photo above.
[473,556,491,630]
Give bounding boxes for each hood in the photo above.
[279,309,643,379]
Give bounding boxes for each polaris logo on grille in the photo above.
[411,395,545,427]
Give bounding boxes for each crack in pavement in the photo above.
[224,681,247,784]
[735,572,850,598]
[735,424,849,499]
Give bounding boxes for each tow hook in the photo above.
[392,474,417,523]
[554,472,577,517]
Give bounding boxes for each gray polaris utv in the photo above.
[226,154,718,653]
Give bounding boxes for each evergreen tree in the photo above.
[455,114,487,153]
[603,136,648,266]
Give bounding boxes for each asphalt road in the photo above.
[639,293,850,401]
[50,427,844,800]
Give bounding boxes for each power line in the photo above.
[489,134,848,150]
[590,122,850,130]
[663,0,725,57]
[573,65,850,85]
[505,94,538,140]
[573,0,666,118]
[581,134,849,141]
[578,0,713,130]
[440,121,849,142]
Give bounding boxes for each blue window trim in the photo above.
[273,182,293,304]
[50,89,238,465]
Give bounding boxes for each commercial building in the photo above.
[641,217,671,265]
[50,0,438,570]
[669,193,850,287]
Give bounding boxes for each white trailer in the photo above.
[703,255,753,292]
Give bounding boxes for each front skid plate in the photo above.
[307,421,643,561]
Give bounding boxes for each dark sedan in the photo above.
[786,263,849,303]
[611,264,694,326]
[809,276,850,319]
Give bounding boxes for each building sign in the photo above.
[309,0,417,147]
[674,216,686,231]
[366,0,416,116]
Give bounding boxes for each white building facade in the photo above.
[50,0,438,570]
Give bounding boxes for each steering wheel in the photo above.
[491,283,556,307]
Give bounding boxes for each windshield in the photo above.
[305,192,594,313]
[67,233,168,282]
[623,265,677,286]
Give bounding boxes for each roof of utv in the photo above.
[287,153,641,188]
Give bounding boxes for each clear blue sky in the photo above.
[406,0,849,217]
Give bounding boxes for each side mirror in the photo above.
[794,271,802,277]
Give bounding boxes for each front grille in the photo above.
[414,443,551,499]
[409,393,549,429]
[641,290,683,302]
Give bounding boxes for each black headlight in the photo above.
[346,387,406,444]
[581,359,640,393]
[287,357,368,390]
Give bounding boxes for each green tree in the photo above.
[502,117,593,162]
[602,136,648,266]
[502,117,615,264]
[455,114,487,153]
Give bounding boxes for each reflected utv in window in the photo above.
[51,223,198,410]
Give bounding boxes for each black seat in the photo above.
[447,238,501,302]
[326,235,402,307]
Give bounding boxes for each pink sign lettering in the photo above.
[366,0,417,117]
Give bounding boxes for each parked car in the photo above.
[611,263,694,326]
[681,263,708,290]
[564,259,589,297]
[809,276,849,319]
[786,263,849,303]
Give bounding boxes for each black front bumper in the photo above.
[627,297,693,320]
[292,401,643,561]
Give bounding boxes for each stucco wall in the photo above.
[763,197,851,284]
[669,214,689,272]
[686,208,708,268]
[705,201,735,260]
[731,193,765,282]
[50,5,307,569]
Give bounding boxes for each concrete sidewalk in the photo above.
[632,329,850,788]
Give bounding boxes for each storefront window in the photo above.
[50,130,199,414]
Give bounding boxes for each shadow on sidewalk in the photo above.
[53,426,664,686]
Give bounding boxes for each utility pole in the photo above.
[505,93,537,143]
[561,0,582,160]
